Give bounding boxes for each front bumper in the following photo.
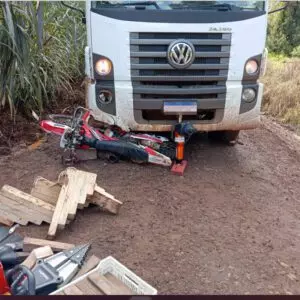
[88,81,263,132]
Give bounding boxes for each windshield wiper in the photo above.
[209,3,242,11]
[119,1,161,9]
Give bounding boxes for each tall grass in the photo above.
[262,58,300,125]
[0,1,86,116]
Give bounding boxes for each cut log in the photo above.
[23,237,74,253]
[74,255,101,279]
[22,246,53,269]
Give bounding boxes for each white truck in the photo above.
[84,0,268,143]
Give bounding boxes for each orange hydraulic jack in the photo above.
[171,132,188,176]
[171,115,191,176]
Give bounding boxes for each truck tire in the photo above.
[208,130,240,146]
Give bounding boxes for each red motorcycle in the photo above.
[39,107,175,167]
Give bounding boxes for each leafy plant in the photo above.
[0,1,86,116]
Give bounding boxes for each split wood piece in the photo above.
[47,169,74,239]
[0,196,28,225]
[0,216,14,227]
[91,185,123,215]
[105,273,134,295]
[1,185,55,224]
[64,285,84,295]
[66,169,96,217]
[88,272,125,295]
[0,194,38,226]
[22,246,53,269]
[54,291,65,295]
[74,255,101,280]
[23,237,74,253]
[75,279,103,295]
[57,168,77,229]
[31,177,61,206]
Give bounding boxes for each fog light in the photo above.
[242,88,256,102]
[98,90,113,104]
[95,58,112,76]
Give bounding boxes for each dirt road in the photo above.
[0,119,299,295]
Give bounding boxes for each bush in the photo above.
[0,1,86,116]
[267,3,300,57]
[262,59,300,125]
[291,45,300,58]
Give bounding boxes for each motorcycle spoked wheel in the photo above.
[61,151,79,166]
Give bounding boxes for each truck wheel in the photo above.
[208,130,240,146]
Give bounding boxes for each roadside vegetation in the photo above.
[0,1,86,117]
[262,57,300,126]
[263,2,300,127]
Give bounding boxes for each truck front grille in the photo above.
[130,32,231,122]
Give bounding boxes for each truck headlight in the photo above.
[245,60,259,75]
[242,88,256,102]
[95,58,112,76]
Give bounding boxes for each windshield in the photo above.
[92,1,265,11]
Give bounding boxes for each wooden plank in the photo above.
[23,237,75,252]
[76,171,97,208]
[0,215,14,227]
[75,279,103,295]
[83,171,97,196]
[64,285,84,295]
[105,273,134,295]
[0,195,43,225]
[91,185,123,215]
[22,246,53,269]
[54,291,65,295]
[0,194,39,225]
[31,177,61,205]
[58,168,78,228]
[47,172,70,239]
[74,255,101,279]
[1,185,55,212]
[1,185,55,223]
[67,171,88,219]
[0,203,28,225]
[88,272,124,295]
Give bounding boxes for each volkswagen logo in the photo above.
[167,40,195,69]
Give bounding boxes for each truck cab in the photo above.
[85,0,268,138]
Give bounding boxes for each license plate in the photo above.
[163,101,197,115]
